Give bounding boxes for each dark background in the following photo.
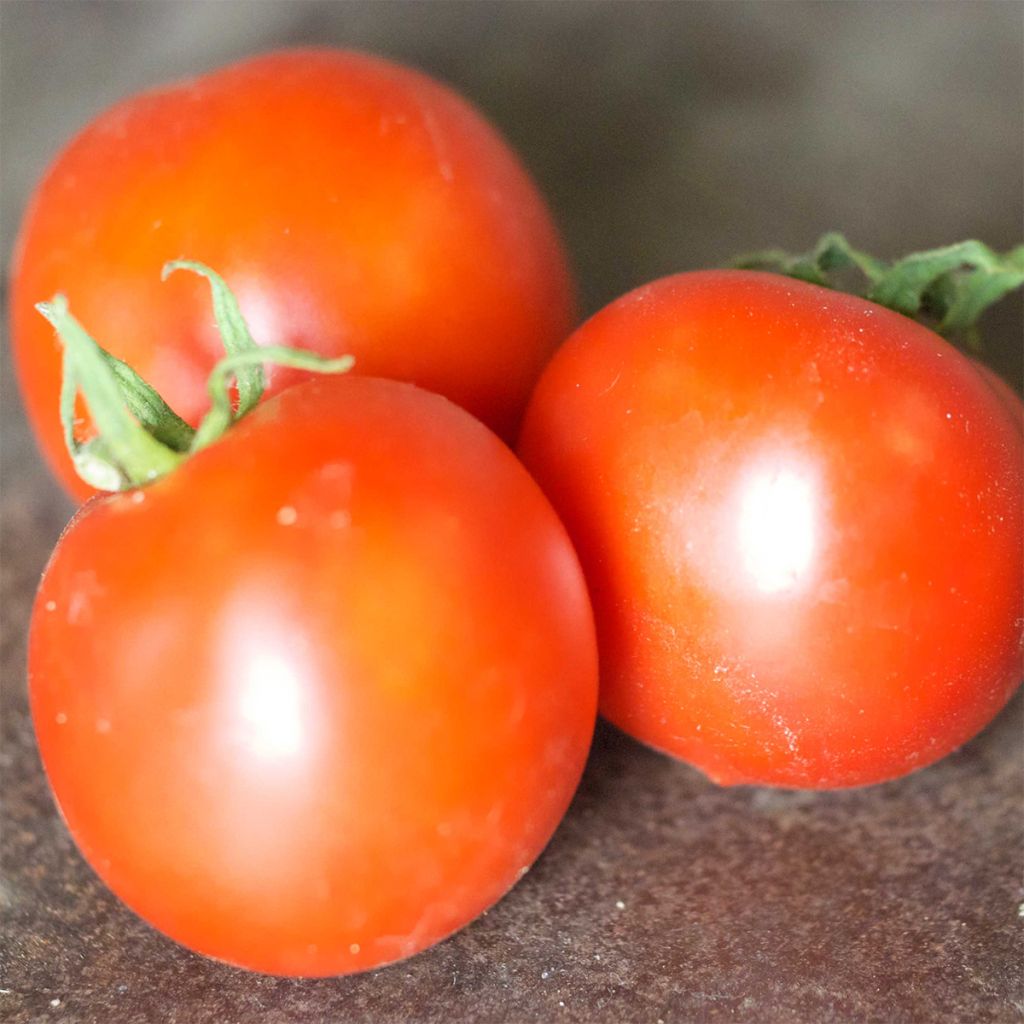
[2,3,1022,1023]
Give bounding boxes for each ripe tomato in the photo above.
[29,376,597,975]
[975,361,1024,434]
[519,270,1023,789]
[11,48,574,501]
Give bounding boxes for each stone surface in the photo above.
[1,3,1022,1023]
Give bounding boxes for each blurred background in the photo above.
[2,4,1022,1023]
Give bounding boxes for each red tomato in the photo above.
[30,376,597,975]
[11,48,574,501]
[519,270,1023,789]
[974,361,1024,435]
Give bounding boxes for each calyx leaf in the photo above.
[36,261,355,491]
[732,232,1024,350]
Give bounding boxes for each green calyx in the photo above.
[36,261,355,492]
[731,233,1024,350]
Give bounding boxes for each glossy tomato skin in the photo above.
[519,270,1023,789]
[29,377,597,976]
[12,48,574,502]
[974,362,1024,435]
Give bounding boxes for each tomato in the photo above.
[29,375,597,975]
[11,48,574,502]
[519,270,1023,789]
[975,361,1024,434]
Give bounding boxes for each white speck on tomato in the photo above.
[276,506,298,526]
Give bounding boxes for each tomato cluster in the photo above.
[13,48,1023,977]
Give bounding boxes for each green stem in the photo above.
[36,261,356,492]
[37,296,184,489]
[192,348,355,452]
[731,233,1024,349]
[104,351,195,452]
[162,260,265,416]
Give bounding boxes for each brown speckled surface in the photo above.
[2,3,1022,1022]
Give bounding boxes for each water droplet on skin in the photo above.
[349,943,361,955]
[276,506,297,526]
[55,712,68,725]
[131,491,145,504]
[45,600,57,612]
